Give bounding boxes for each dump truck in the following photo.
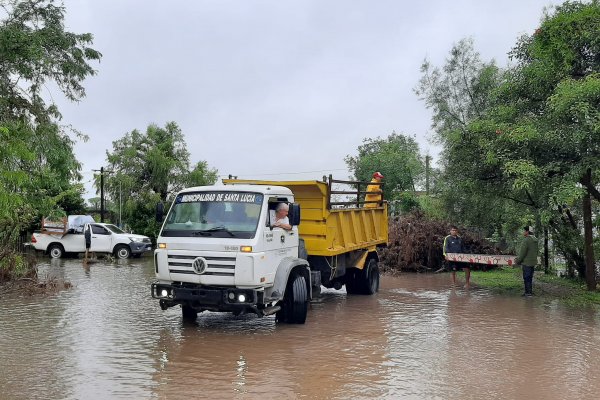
[151,176,388,324]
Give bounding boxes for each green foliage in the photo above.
[186,161,219,187]
[395,192,420,214]
[416,195,447,220]
[417,2,600,288]
[0,250,34,282]
[471,268,600,307]
[0,0,99,273]
[103,122,218,238]
[345,131,425,199]
[0,0,101,122]
[416,38,513,235]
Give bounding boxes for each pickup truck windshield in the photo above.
[161,191,263,239]
[104,224,125,234]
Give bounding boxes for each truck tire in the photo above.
[182,305,198,321]
[48,244,64,259]
[362,258,380,295]
[344,269,361,295]
[345,258,380,295]
[276,273,308,324]
[114,245,131,259]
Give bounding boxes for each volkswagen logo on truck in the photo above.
[192,257,208,274]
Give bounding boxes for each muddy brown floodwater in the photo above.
[1,257,599,399]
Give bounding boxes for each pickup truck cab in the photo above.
[31,222,152,259]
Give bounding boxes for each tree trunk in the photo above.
[544,227,549,275]
[582,169,597,291]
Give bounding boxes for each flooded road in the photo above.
[1,257,599,399]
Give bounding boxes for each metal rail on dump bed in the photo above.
[222,177,388,257]
[326,174,384,209]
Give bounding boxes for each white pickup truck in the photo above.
[31,222,152,259]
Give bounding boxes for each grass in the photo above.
[471,267,600,307]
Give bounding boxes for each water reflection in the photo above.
[0,258,598,399]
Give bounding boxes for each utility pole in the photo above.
[425,155,431,195]
[93,167,112,223]
[119,180,122,228]
[100,166,105,222]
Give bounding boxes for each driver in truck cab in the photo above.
[271,203,292,230]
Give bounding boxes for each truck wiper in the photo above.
[192,226,237,237]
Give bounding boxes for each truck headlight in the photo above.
[161,289,169,297]
[238,294,246,303]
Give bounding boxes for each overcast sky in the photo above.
[56,0,554,198]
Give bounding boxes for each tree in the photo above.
[0,0,100,258]
[103,122,218,238]
[415,38,512,233]
[345,132,425,200]
[417,2,600,289]
[494,0,600,289]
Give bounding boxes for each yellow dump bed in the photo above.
[223,179,388,256]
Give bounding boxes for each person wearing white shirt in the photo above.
[272,203,292,230]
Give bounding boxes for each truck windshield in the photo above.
[161,191,263,239]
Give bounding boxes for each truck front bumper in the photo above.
[151,282,264,314]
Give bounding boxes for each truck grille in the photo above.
[167,254,236,276]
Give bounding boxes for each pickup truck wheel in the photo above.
[48,244,64,259]
[182,305,198,321]
[276,273,308,324]
[114,245,131,259]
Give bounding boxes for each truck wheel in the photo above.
[276,273,308,324]
[361,258,380,295]
[182,305,198,321]
[344,269,361,295]
[114,245,131,259]
[346,258,380,295]
[48,244,64,259]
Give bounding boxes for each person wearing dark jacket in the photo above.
[515,226,539,296]
[443,226,470,288]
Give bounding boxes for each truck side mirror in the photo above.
[156,202,164,223]
[289,203,301,226]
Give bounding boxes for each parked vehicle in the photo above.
[151,176,388,324]
[31,216,152,259]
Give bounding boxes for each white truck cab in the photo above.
[151,184,310,323]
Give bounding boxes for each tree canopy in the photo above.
[416,1,600,289]
[0,0,100,251]
[345,132,425,200]
[103,122,218,238]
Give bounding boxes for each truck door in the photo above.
[263,200,299,263]
[89,224,113,253]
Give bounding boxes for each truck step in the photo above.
[261,305,281,316]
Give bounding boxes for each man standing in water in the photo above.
[443,226,470,288]
[515,226,539,296]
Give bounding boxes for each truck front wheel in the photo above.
[48,244,64,259]
[276,273,308,324]
[182,305,198,321]
[114,245,131,259]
